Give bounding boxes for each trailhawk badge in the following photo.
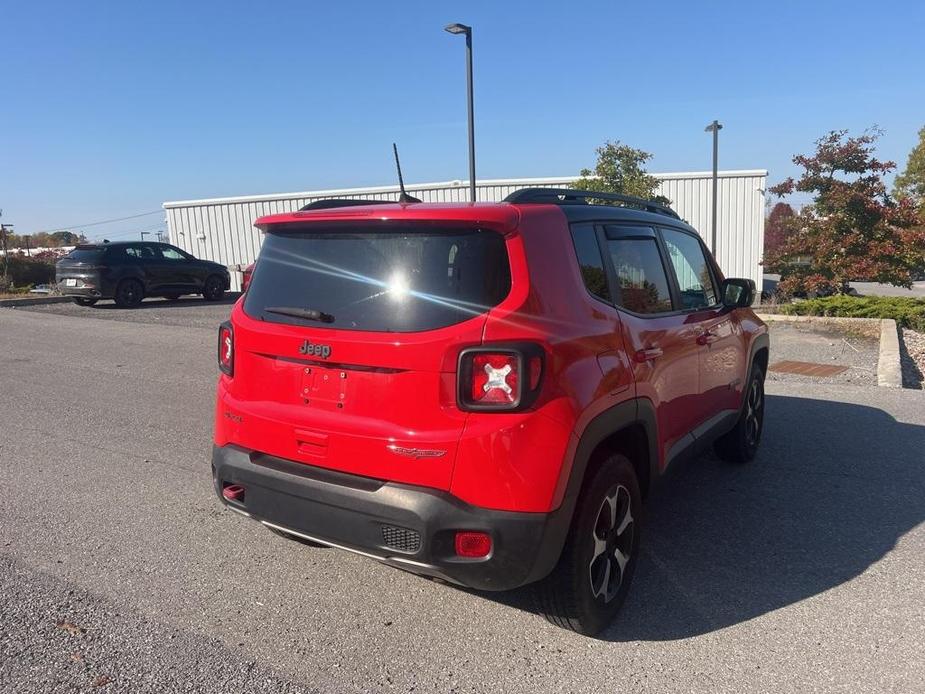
[299,340,332,359]
[387,444,447,459]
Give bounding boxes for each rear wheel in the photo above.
[113,279,144,308]
[72,297,98,307]
[202,275,224,301]
[714,365,765,463]
[534,453,641,636]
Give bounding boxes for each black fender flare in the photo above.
[523,397,659,585]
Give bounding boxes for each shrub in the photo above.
[779,295,925,331]
[4,253,56,287]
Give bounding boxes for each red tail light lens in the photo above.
[218,322,234,376]
[455,531,492,558]
[457,344,544,412]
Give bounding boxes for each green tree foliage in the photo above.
[572,141,668,203]
[894,125,925,210]
[765,129,925,296]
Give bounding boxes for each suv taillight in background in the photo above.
[218,321,234,376]
[457,344,544,412]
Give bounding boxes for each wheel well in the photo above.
[585,423,651,499]
[752,346,769,376]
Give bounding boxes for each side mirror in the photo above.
[721,278,756,308]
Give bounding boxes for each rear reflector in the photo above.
[454,531,492,558]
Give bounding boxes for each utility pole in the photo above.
[704,120,723,254]
[24,235,31,257]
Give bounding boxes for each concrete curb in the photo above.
[0,296,72,308]
[755,313,904,388]
[877,319,902,388]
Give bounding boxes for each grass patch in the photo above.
[779,295,925,331]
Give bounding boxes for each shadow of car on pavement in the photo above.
[88,293,242,310]
[476,393,925,640]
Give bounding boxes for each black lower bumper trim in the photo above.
[211,444,570,591]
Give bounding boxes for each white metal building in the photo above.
[163,171,767,291]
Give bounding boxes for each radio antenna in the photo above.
[393,143,421,204]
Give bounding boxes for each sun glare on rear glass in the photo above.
[387,270,410,301]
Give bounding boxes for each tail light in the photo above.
[457,343,544,411]
[218,321,234,376]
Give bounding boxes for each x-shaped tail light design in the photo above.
[482,363,513,395]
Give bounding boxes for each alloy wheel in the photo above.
[744,376,764,447]
[589,484,634,603]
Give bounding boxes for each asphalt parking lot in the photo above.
[1,303,924,693]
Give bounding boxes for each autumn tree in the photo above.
[765,129,925,295]
[573,141,668,203]
[762,202,796,272]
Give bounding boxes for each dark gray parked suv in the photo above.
[55,241,230,307]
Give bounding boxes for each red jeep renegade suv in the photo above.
[212,189,769,635]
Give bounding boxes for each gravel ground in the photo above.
[2,308,924,693]
[766,321,880,386]
[900,328,925,389]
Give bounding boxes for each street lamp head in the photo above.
[704,120,723,133]
[444,22,471,36]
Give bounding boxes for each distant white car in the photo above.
[29,284,53,294]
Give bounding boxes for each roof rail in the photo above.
[299,198,396,211]
[503,188,680,219]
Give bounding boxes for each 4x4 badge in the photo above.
[299,340,332,359]
[387,445,447,459]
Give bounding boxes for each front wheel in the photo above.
[534,453,641,636]
[72,297,98,307]
[202,275,225,301]
[714,365,765,463]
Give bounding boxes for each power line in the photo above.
[34,209,163,234]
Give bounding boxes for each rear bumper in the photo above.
[211,444,569,591]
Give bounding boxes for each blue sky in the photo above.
[1,0,923,238]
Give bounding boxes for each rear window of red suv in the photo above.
[243,224,511,332]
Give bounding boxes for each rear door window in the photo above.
[605,237,674,314]
[243,225,511,332]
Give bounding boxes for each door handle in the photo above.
[634,347,663,363]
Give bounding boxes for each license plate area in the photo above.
[299,365,348,409]
[65,278,78,287]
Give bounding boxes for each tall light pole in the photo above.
[444,22,476,203]
[140,231,150,241]
[704,120,723,254]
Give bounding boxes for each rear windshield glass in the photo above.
[65,248,106,262]
[243,225,511,332]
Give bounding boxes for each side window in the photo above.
[569,223,612,303]
[123,245,142,259]
[606,238,674,314]
[160,246,187,261]
[660,228,717,309]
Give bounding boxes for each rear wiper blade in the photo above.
[264,306,335,324]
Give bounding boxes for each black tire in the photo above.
[164,294,182,302]
[202,275,225,302]
[534,453,642,636]
[266,525,328,548]
[113,279,144,308]
[72,297,98,307]
[714,364,765,463]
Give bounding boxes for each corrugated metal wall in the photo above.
[164,171,766,291]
